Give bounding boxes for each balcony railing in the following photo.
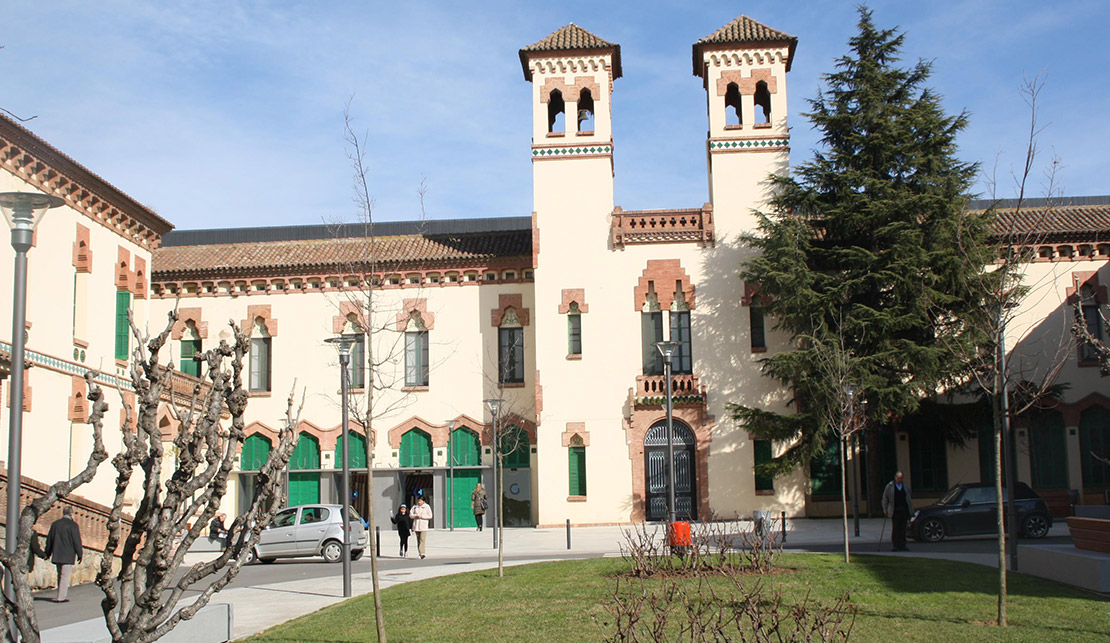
[611,204,715,249]
[633,373,706,406]
[162,370,213,408]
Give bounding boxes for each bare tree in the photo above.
[92,310,301,642]
[943,72,1071,627]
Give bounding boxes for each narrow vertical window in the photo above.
[114,291,131,360]
[754,81,771,124]
[750,306,766,351]
[670,311,692,374]
[641,312,664,375]
[547,89,565,134]
[405,331,429,386]
[754,439,774,492]
[349,335,366,389]
[568,446,587,496]
[180,339,202,378]
[567,313,582,356]
[1079,285,1103,362]
[498,327,525,384]
[576,88,594,133]
[724,82,742,127]
[249,337,271,392]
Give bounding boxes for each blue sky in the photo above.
[2,1,1106,230]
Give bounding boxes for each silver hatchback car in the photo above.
[251,504,367,564]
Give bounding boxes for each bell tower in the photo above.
[520,24,621,251]
[693,16,796,237]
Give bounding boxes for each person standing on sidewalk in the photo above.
[410,496,433,559]
[471,483,488,532]
[881,471,913,551]
[44,506,82,603]
[390,504,413,558]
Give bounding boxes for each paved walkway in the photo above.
[35,517,1071,640]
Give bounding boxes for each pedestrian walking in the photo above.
[410,496,433,559]
[44,506,82,603]
[390,504,413,557]
[471,482,488,531]
[881,471,914,552]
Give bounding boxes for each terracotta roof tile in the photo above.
[692,15,798,74]
[982,201,1110,242]
[152,230,531,280]
[519,24,622,80]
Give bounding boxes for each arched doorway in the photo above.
[644,420,697,521]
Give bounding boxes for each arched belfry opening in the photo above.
[724,82,742,127]
[754,80,771,124]
[577,87,595,132]
[548,89,566,134]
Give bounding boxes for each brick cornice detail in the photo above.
[491,294,530,327]
[6,368,30,412]
[558,289,589,314]
[540,76,601,103]
[243,421,280,442]
[396,299,435,331]
[482,414,537,447]
[67,375,87,422]
[171,307,209,340]
[242,305,278,336]
[116,246,135,293]
[332,301,368,334]
[633,259,695,311]
[742,281,770,306]
[716,68,777,97]
[72,223,92,273]
[447,414,488,445]
[388,416,450,449]
[561,422,590,447]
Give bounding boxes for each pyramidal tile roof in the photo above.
[692,15,798,74]
[519,23,622,80]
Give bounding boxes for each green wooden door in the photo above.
[180,339,201,377]
[1030,410,1068,489]
[336,432,367,469]
[288,434,320,506]
[451,429,480,466]
[241,434,272,471]
[289,473,320,506]
[400,429,432,467]
[450,470,481,528]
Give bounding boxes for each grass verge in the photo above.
[244,554,1109,642]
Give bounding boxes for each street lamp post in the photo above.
[445,420,455,531]
[2,192,64,606]
[848,386,860,537]
[655,341,680,526]
[324,333,358,598]
[484,398,501,550]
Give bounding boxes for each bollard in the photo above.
[781,511,787,543]
[376,526,381,558]
[566,519,571,550]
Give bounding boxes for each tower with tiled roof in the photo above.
[694,15,796,236]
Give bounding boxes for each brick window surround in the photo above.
[633,260,695,311]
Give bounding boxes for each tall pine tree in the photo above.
[732,7,991,474]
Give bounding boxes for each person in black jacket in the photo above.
[44,507,82,603]
[389,504,413,558]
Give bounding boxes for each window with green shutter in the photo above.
[754,439,773,492]
[809,438,841,496]
[335,432,367,469]
[115,291,131,360]
[180,339,201,377]
[400,429,432,467]
[240,434,272,471]
[450,428,481,466]
[1029,409,1068,489]
[290,433,320,470]
[568,446,586,496]
[500,425,530,468]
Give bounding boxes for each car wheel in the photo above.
[322,540,343,563]
[1022,513,1050,539]
[244,548,257,565]
[351,549,365,561]
[920,517,946,543]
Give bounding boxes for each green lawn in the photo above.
[244,555,1110,642]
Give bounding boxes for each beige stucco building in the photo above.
[3,16,1109,533]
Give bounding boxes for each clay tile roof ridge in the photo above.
[519,23,622,80]
[692,15,798,75]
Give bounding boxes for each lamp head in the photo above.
[655,340,680,361]
[0,192,65,232]
[483,398,502,415]
[324,332,360,358]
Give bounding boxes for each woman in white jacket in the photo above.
[410,497,433,559]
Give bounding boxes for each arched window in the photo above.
[400,428,433,467]
[336,431,367,469]
[548,89,565,134]
[241,434,272,471]
[724,82,742,127]
[577,88,595,133]
[290,433,320,470]
[500,425,530,468]
[450,428,481,466]
[754,81,771,124]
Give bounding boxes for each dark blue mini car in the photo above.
[910,482,1052,543]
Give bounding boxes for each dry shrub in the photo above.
[618,517,782,578]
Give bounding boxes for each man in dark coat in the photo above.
[44,506,83,602]
[881,472,914,552]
